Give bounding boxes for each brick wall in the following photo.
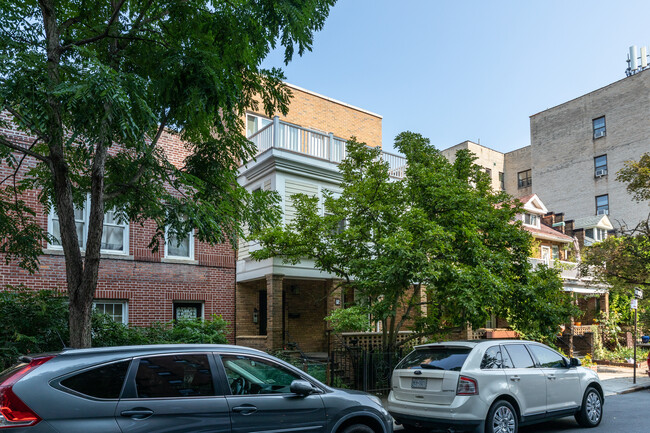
[0,115,237,339]
[249,84,383,148]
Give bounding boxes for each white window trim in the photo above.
[164,226,195,261]
[523,213,541,229]
[47,196,129,255]
[93,300,128,324]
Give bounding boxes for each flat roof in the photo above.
[286,82,383,119]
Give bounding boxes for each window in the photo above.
[93,300,128,324]
[484,167,492,178]
[552,245,559,261]
[503,344,535,368]
[524,213,539,227]
[48,198,129,254]
[517,170,532,188]
[221,355,302,395]
[528,345,566,368]
[135,354,214,398]
[585,228,608,242]
[60,361,130,399]
[593,116,606,139]
[396,347,472,371]
[596,194,609,215]
[246,114,272,137]
[594,155,608,177]
[173,302,203,321]
[480,345,513,369]
[165,226,194,260]
[499,172,504,190]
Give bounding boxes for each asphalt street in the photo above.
[394,389,650,433]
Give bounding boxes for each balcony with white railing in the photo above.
[246,116,407,179]
[528,257,588,280]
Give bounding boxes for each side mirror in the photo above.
[290,379,316,396]
[569,357,581,368]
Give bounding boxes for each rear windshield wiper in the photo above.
[420,363,444,370]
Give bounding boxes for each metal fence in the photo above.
[328,348,405,394]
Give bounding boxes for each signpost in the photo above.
[632,288,643,384]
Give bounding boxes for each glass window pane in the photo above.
[135,354,214,398]
[396,347,472,371]
[481,346,503,369]
[596,195,608,206]
[247,115,257,137]
[528,345,566,368]
[101,225,124,251]
[168,232,190,257]
[61,361,130,399]
[594,155,607,169]
[503,344,535,368]
[221,355,300,395]
[593,117,605,129]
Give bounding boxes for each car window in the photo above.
[396,347,472,371]
[61,360,130,399]
[480,346,505,369]
[135,354,214,398]
[503,344,535,368]
[499,345,513,368]
[528,345,567,368]
[220,355,301,395]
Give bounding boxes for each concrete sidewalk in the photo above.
[596,365,650,396]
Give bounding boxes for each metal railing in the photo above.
[528,257,590,280]
[246,116,406,179]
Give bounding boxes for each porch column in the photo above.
[266,274,284,351]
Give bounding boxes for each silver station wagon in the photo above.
[386,340,603,433]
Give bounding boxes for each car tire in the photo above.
[340,424,375,433]
[574,387,603,428]
[486,400,518,433]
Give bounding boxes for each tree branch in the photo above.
[0,138,41,187]
[59,0,126,52]
[0,135,50,164]
[3,106,49,141]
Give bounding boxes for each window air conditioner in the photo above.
[595,168,608,177]
[597,209,609,215]
[594,130,606,138]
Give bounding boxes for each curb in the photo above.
[617,384,650,395]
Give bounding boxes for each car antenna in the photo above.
[54,329,68,350]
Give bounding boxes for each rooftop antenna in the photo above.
[626,45,649,76]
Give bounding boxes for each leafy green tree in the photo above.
[618,152,650,203]
[0,0,336,347]
[253,133,576,349]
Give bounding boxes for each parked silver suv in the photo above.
[0,344,393,433]
[387,340,603,433]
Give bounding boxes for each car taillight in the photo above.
[456,376,478,395]
[0,356,55,429]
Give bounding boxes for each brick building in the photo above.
[235,84,403,354]
[0,112,237,333]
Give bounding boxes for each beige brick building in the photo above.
[236,84,403,354]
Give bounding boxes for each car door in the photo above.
[527,344,581,413]
[115,352,230,433]
[218,353,326,433]
[501,344,547,419]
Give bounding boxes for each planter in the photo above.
[574,322,582,326]
[593,359,644,368]
[485,330,517,339]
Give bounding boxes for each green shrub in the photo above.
[0,286,69,370]
[0,286,230,370]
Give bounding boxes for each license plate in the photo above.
[411,378,427,389]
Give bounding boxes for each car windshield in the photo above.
[396,347,472,371]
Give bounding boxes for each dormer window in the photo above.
[524,213,540,228]
[585,228,608,242]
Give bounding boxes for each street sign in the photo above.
[635,287,643,299]
[631,299,638,309]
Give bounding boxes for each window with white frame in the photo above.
[246,113,272,138]
[523,213,540,228]
[585,227,608,242]
[93,300,128,324]
[48,198,129,254]
[165,226,195,260]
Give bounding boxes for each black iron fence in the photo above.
[328,347,405,394]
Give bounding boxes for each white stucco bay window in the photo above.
[48,197,129,254]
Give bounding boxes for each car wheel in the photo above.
[575,387,603,428]
[486,400,517,433]
[340,424,375,433]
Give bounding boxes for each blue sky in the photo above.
[261,0,650,154]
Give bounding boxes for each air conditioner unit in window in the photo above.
[595,168,608,177]
[594,130,606,138]
[597,209,609,215]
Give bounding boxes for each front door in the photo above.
[541,246,551,265]
[502,344,547,418]
[115,353,230,433]
[219,353,326,433]
[527,344,581,413]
